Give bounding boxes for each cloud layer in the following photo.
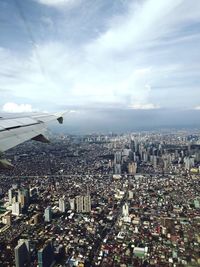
[2,102,36,113]
[0,0,200,114]
[35,0,78,8]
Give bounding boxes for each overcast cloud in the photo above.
[0,0,200,130]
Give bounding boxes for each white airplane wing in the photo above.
[0,112,65,152]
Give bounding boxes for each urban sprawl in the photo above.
[0,131,200,267]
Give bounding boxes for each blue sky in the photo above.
[0,0,200,127]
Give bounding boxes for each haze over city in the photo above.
[0,0,200,131]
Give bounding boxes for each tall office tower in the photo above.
[143,151,148,162]
[122,203,129,217]
[114,163,121,174]
[130,139,135,152]
[134,139,139,153]
[163,158,169,171]
[44,207,52,222]
[139,144,144,158]
[69,198,75,210]
[59,197,66,213]
[128,162,137,175]
[12,202,21,216]
[14,240,30,267]
[132,152,137,162]
[188,143,191,155]
[153,156,157,169]
[8,188,15,204]
[75,196,83,213]
[18,188,30,208]
[195,151,200,161]
[128,190,133,199]
[18,239,30,252]
[83,195,91,213]
[75,195,91,213]
[108,159,113,168]
[38,241,55,267]
[114,151,122,164]
[184,156,195,170]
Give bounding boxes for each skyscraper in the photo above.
[14,240,30,267]
[114,151,122,174]
[8,188,14,204]
[122,203,131,223]
[122,203,129,217]
[128,162,137,175]
[69,198,75,210]
[75,195,91,213]
[44,207,52,222]
[12,202,21,216]
[114,151,122,164]
[130,139,135,152]
[59,197,66,213]
[38,241,55,267]
[114,163,121,174]
[18,188,30,208]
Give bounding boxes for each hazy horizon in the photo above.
[48,108,200,134]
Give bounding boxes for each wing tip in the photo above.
[57,116,63,124]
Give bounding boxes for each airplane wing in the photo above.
[0,112,65,153]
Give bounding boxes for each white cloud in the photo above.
[86,0,183,55]
[1,0,200,110]
[194,106,200,110]
[2,102,36,113]
[129,103,160,110]
[36,0,78,8]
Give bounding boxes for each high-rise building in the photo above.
[122,203,131,223]
[75,195,91,213]
[128,190,133,199]
[130,139,135,152]
[14,240,30,267]
[122,203,129,217]
[142,152,148,162]
[134,139,139,153]
[114,151,122,164]
[12,202,21,216]
[128,162,137,175]
[38,241,55,267]
[69,198,75,210]
[18,189,30,208]
[9,187,30,208]
[184,156,195,170]
[153,156,157,169]
[114,151,122,174]
[114,163,121,174]
[59,197,66,213]
[8,188,15,204]
[44,207,52,222]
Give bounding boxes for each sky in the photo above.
[0,0,200,132]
